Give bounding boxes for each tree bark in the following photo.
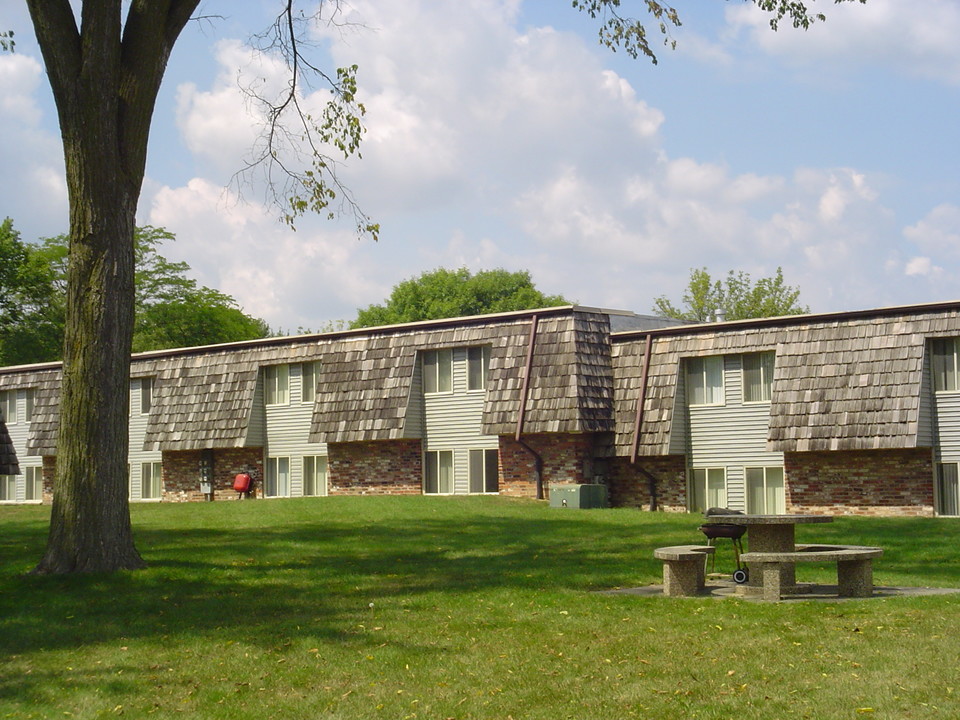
[28,0,200,574]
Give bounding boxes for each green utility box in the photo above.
[549,483,608,509]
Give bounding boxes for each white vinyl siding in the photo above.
[936,463,959,516]
[682,354,783,511]
[266,456,291,497]
[745,466,785,514]
[424,450,454,494]
[742,352,774,403]
[303,455,328,496]
[423,349,453,394]
[686,356,724,406]
[128,378,163,500]
[264,364,290,405]
[264,362,327,497]
[468,448,499,493]
[688,467,726,513]
[422,347,498,494]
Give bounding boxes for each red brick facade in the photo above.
[498,433,598,498]
[606,455,688,512]
[161,448,264,502]
[785,448,935,517]
[327,439,423,495]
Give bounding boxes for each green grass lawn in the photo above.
[2,496,959,719]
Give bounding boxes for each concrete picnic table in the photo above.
[706,514,833,594]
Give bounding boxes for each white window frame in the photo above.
[745,466,785,514]
[303,455,327,497]
[688,467,726,513]
[424,450,454,495]
[24,466,43,502]
[1,390,16,424]
[468,448,499,494]
[932,338,960,393]
[264,365,290,406]
[301,362,319,404]
[0,474,16,502]
[467,346,491,392]
[423,349,453,394]
[686,356,724,406]
[936,462,959,516]
[266,456,291,497]
[742,352,775,404]
[141,461,163,500]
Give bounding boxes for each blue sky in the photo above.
[2,1,959,330]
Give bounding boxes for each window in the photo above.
[140,378,153,414]
[686,356,724,406]
[423,349,453,394]
[266,456,290,497]
[25,467,43,501]
[746,467,785,514]
[937,463,959,516]
[743,352,775,403]
[265,365,290,405]
[469,448,499,493]
[24,389,34,422]
[141,461,163,499]
[467,346,491,391]
[301,362,319,403]
[932,338,960,392]
[303,455,327,496]
[424,450,453,494]
[0,475,16,502]
[688,468,726,513]
[1,390,15,424]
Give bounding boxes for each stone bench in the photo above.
[653,545,715,597]
[740,544,883,601]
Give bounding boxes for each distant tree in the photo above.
[653,267,808,323]
[0,30,13,52]
[0,224,269,364]
[352,268,567,329]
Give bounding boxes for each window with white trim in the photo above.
[303,455,327,496]
[25,467,43,501]
[141,461,163,499]
[746,466,785,514]
[932,338,960,392]
[937,463,959,516]
[742,352,775,403]
[686,356,724,406]
[266,456,291,497]
[688,467,726,513]
[467,346,491,391]
[0,475,16,502]
[264,365,290,405]
[423,349,453,394]
[1,390,16,424]
[424,450,453,494]
[468,448,498,493]
[140,379,152,414]
[301,362,319,403]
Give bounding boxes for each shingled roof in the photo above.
[0,417,18,475]
[612,301,960,456]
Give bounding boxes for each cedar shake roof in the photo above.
[0,417,18,475]
[612,301,960,456]
[1,306,625,454]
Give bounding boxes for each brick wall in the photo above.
[498,433,598,498]
[606,455,688,511]
[161,448,264,502]
[328,439,423,495]
[785,448,935,516]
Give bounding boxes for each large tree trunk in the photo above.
[28,0,200,574]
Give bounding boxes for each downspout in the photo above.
[630,334,659,511]
[515,314,545,499]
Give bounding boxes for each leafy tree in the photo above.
[22,0,862,574]
[653,267,809,323]
[352,268,567,329]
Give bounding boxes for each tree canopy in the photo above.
[653,267,809,323]
[351,268,567,329]
[0,221,269,365]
